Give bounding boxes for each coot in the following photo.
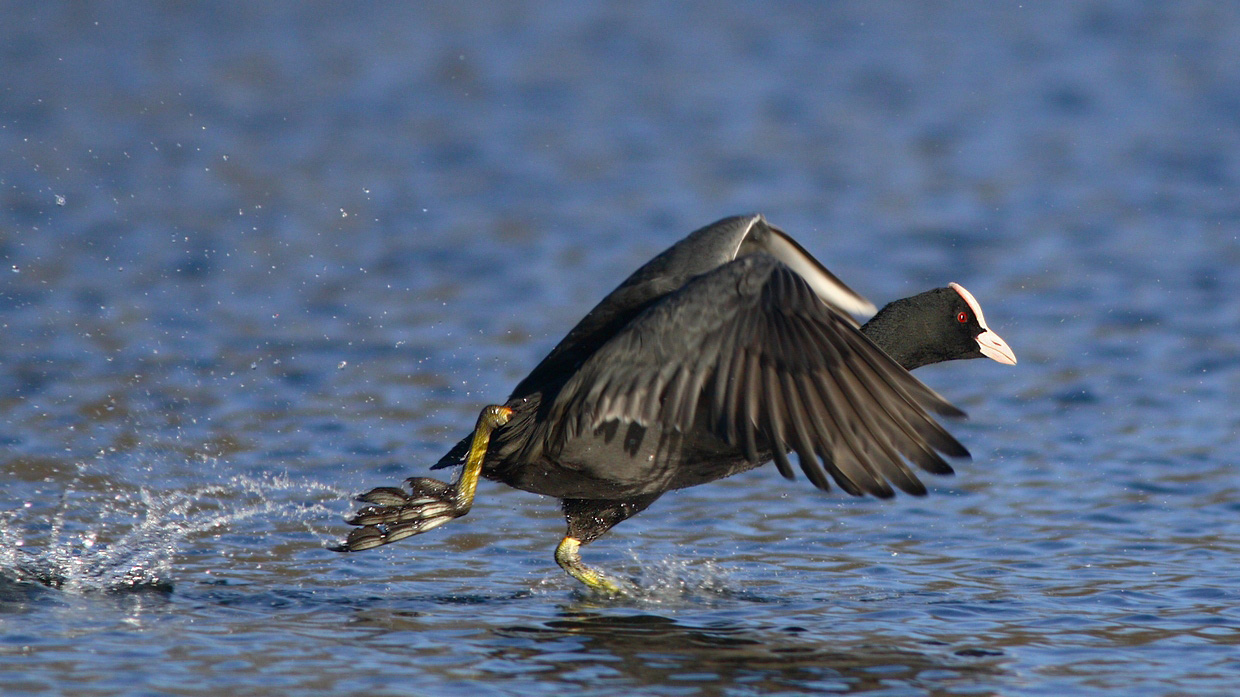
[335,214,1016,593]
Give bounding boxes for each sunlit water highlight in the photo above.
[0,469,350,592]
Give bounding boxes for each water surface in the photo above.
[3,3,1240,695]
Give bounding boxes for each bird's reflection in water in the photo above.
[492,611,1004,695]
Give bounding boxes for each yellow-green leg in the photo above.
[452,405,513,513]
[554,536,627,595]
[554,495,661,594]
[336,405,512,551]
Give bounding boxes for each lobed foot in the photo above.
[332,405,513,553]
[332,477,468,551]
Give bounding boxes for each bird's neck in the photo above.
[860,296,939,371]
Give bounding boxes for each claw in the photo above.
[356,487,412,506]
[396,501,455,522]
[344,508,389,526]
[404,477,453,498]
[338,526,387,552]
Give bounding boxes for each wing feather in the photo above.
[740,350,772,473]
[543,253,970,498]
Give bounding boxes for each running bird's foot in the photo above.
[332,405,512,552]
[333,477,464,550]
[554,535,630,596]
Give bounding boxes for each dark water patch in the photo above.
[490,612,1006,695]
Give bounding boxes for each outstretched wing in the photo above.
[545,254,970,498]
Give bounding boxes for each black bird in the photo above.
[335,214,1016,593]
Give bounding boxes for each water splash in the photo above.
[542,551,751,605]
[0,466,351,593]
[626,554,738,600]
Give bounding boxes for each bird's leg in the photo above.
[556,495,662,595]
[555,536,626,595]
[334,405,512,552]
[448,405,513,515]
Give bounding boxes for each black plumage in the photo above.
[336,213,1016,593]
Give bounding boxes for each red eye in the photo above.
[957,311,968,323]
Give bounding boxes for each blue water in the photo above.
[3,3,1240,695]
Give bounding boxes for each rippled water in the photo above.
[4,3,1240,695]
